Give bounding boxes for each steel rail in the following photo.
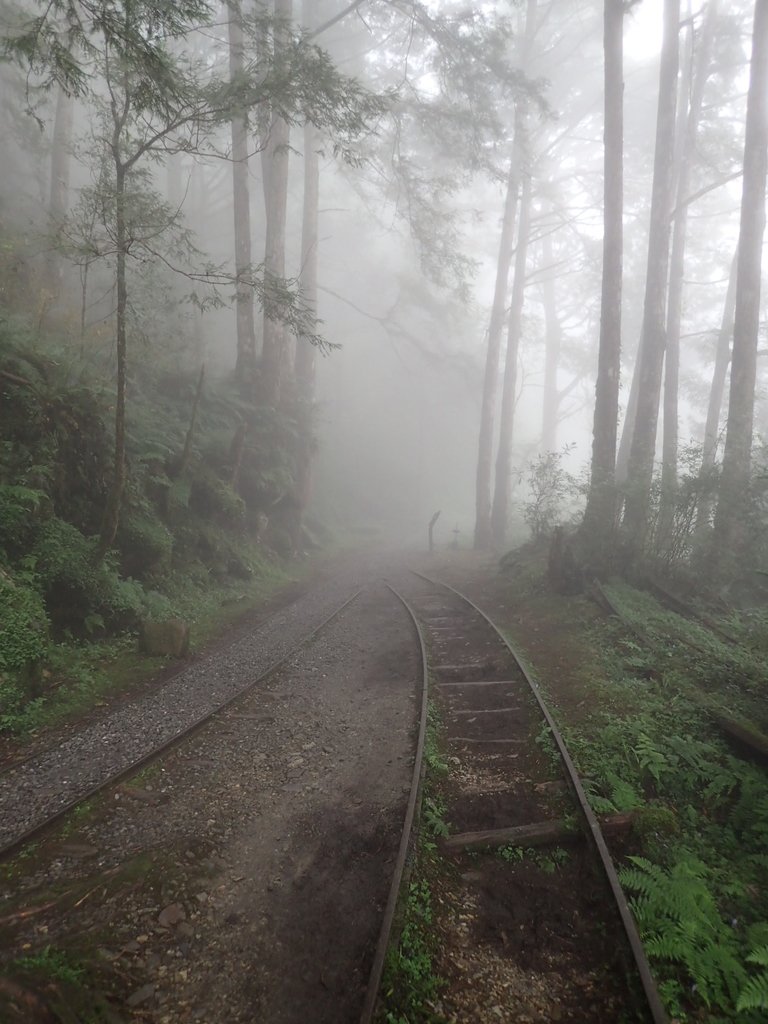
[358,583,430,1024]
[411,570,669,1024]
[0,589,362,863]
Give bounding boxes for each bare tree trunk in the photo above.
[474,151,522,549]
[260,0,292,407]
[167,152,183,209]
[702,245,738,474]
[659,0,716,544]
[44,87,74,297]
[713,0,768,563]
[491,173,532,550]
[474,0,536,550]
[581,0,625,565]
[290,0,320,552]
[540,227,561,453]
[228,0,257,382]
[97,161,128,561]
[695,247,738,534]
[621,0,680,560]
[178,364,205,477]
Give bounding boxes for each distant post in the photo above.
[428,510,441,553]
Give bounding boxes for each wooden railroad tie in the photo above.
[441,812,636,854]
[436,678,518,688]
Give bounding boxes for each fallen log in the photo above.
[713,714,768,764]
[441,812,636,854]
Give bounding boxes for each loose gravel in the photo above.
[0,561,378,852]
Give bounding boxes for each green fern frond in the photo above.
[747,946,768,968]
[737,971,768,1012]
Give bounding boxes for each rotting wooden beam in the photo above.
[441,812,636,854]
[713,714,768,764]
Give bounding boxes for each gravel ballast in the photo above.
[0,561,379,851]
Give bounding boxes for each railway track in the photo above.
[0,587,361,861]
[1,565,669,1023]
[363,570,668,1024]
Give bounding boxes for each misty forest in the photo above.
[2,0,768,1022]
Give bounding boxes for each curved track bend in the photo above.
[361,570,667,1024]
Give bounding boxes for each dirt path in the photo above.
[0,575,419,1023]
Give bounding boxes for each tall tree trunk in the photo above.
[44,87,74,297]
[474,0,536,550]
[167,152,183,209]
[260,0,293,407]
[290,1,320,553]
[659,0,716,544]
[474,151,522,549]
[490,174,532,549]
[713,0,768,563]
[97,161,128,561]
[620,0,680,560]
[541,227,561,453]
[581,0,625,564]
[695,247,738,533]
[228,0,257,382]
[702,245,738,474]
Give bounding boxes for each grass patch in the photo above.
[497,556,768,1021]
[378,700,449,1023]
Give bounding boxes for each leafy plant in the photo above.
[620,856,745,1011]
[381,878,446,1023]
[0,571,48,673]
[521,445,579,539]
[738,945,768,1012]
[13,946,86,985]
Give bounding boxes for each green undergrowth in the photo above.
[497,843,571,873]
[503,562,768,1022]
[378,698,449,1024]
[0,557,293,737]
[0,312,325,738]
[0,945,119,1024]
[601,581,768,728]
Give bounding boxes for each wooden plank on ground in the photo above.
[713,714,768,762]
[441,812,636,853]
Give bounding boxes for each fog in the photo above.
[0,0,763,571]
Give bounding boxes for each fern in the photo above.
[634,731,669,784]
[620,856,746,1010]
[737,947,768,1012]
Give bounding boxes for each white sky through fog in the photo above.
[625,0,664,62]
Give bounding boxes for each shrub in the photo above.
[117,512,173,579]
[0,484,48,559]
[0,571,49,672]
[522,446,579,540]
[189,470,245,529]
[32,518,145,635]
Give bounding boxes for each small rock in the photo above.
[158,903,186,928]
[138,619,190,658]
[59,842,99,859]
[127,983,155,1008]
